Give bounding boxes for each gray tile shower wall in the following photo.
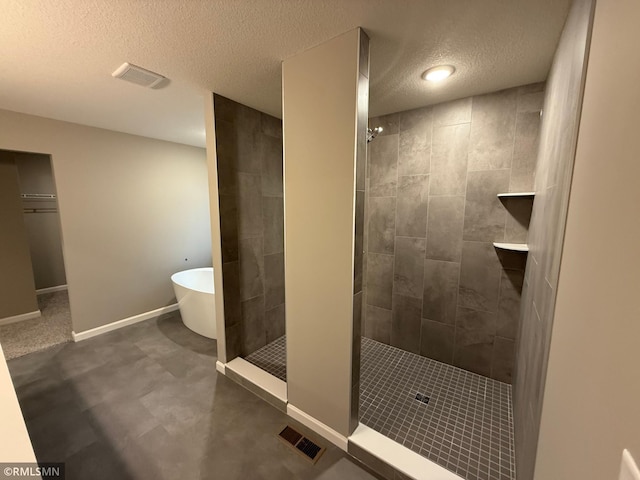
[214,94,285,359]
[513,2,594,479]
[364,84,543,382]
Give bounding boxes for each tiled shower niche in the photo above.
[363,84,543,382]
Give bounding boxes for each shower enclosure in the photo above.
[359,84,542,480]
[218,83,541,480]
[212,3,594,478]
[212,94,286,377]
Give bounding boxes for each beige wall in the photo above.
[283,28,363,437]
[535,0,640,478]
[0,109,211,333]
[0,153,38,318]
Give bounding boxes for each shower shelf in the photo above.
[493,242,529,252]
[497,192,535,198]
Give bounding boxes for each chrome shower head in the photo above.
[367,126,383,143]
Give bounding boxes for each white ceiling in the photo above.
[0,1,571,148]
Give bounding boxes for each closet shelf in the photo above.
[493,242,529,252]
[497,192,535,198]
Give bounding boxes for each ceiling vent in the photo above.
[112,62,166,88]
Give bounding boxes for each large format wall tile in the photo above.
[511,111,541,193]
[430,123,470,196]
[240,296,266,355]
[235,121,262,175]
[261,135,284,196]
[366,253,394,310]
[396,175,429,237]
[420,319,455,363]
[398,107,432,176]
[459,241,501,313]
[517,83,545,112]
[265,304,285,343]
[215,126,238,196]
[239,237,264,301]
[433,98,472,127]
[391,294,421,354]
[468,89,518,171]
[504,197,534,244]
[513,17,590,464]
[463,169,510,242]
[368,134,398,197]
[219,194,238,263]
[364,84,541,382]
[215,95,285,360]
[422,259,459,324]
[426,196,464,262]
[368,197,396,255]
[365,305,392,344]
[497,269,524,339]
[237,173,263,238]
[492,336,515,383]
[222,261,241,327]
[261,112,283,139]
[393,237,426,299]
[456,306,496,334]
[496,248,528,271]
[453,306,496,377]
[262,196,284,255]
[453,331,493,377]
[263,252,285,310]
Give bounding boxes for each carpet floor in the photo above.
[0,291,72,360]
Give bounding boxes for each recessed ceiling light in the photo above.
[422,65,456,82]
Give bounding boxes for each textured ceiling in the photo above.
[0,1,571,148]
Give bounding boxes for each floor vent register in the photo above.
[278,425,325,464]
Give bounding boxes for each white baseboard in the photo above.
[216,361,226,374]
[36,284,68,295]
[0,310,41,326]
[286,404,348,451]
[72,304,179,342]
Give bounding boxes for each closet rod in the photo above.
[21,193,56,199]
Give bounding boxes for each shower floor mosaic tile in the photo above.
[245,336,515,480]
[245,335,287,382]
[360,338,515,480]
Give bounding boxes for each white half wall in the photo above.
[282,28,363,438]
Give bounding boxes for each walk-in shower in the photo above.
[213,94,286,370]
[247,82,542,480]
[358,83,543,480]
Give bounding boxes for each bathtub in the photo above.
[170,267,217,339]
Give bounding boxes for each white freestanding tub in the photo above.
[170,267,217,339]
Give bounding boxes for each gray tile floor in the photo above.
[7,313,380,480]
[246,336,516,480]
